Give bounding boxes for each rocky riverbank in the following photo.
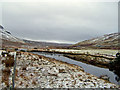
[0,51,119,89]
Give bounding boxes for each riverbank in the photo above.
[29,49,117,60]
[0,50,119,88]
[29,49,117,68]
[64,54,110,68]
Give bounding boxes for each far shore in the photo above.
[28,48,118,68]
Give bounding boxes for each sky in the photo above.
[0,0,118,44]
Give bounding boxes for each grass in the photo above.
[50,49,118,56]
[2,55,14,67]
[1,52,15,87]
[2,68,11,87]
[64,54,110,68]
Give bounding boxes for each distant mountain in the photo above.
[0,25,71,48]
[72,33,120,49]
[0,25,25,43]
[23,39,71,48]
[0,25,4,29]
[0,25,27,48]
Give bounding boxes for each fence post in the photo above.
[12,52,17,90]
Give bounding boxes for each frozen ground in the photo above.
[0,51,119,88]
[50,49,118,57]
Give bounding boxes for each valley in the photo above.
[0,25,120,89]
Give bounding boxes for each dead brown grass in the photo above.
[2,55,14,67]
[2,68,11,87]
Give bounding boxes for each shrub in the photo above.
[3,55,14,67]
[2,68,11,87]
[109,52,120,77]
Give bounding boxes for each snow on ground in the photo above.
[86,33,119,43]
[0,50,2,55]
[0,51,119,88]
[0,29,24,43]
[50,49,118,57]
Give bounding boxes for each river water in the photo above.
[33,52,120,85]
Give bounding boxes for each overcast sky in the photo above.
[0,1,118,44]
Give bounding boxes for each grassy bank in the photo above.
[64,54,112,68]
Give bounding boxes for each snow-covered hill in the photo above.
[0,25,25,43]
[0,25,70,48]
[72,33,119,49]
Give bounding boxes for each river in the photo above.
[33,52,120,85]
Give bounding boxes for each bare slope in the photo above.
[0,25,71,48]
[72,33,119,49]
[0,25,25,43]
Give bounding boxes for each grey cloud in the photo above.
[2,2,118,44]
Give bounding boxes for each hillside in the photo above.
[0,25,71,49]
[0,25,25,43]
[23,39,71,48]
[0,25,27,48]
[72,33,120,49]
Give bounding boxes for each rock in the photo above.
[48,67,59,75]
[99,75,110,81]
